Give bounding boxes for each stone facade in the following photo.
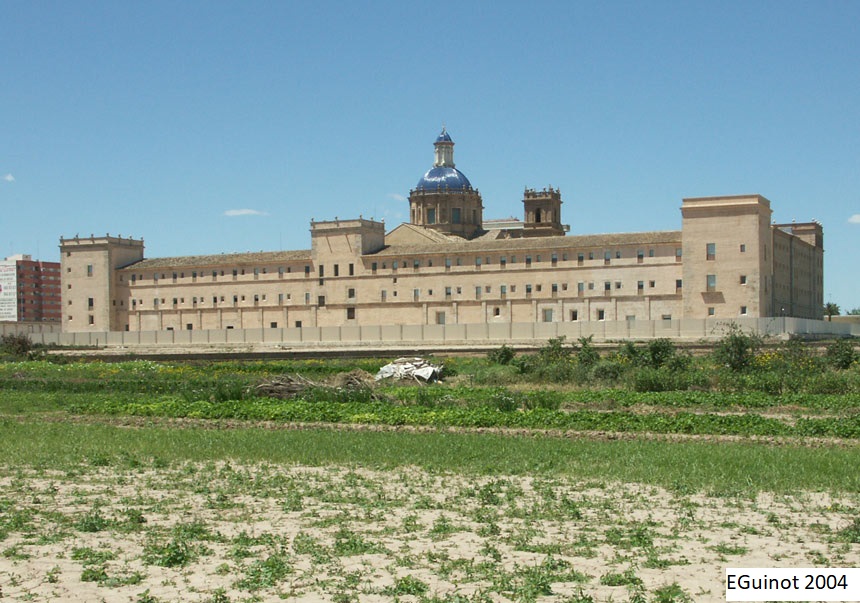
[58,133,824,334]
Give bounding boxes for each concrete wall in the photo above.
[14,318,858,348]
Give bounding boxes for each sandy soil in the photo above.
[1,462,858,602]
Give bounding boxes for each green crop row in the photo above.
[24,392,856,439]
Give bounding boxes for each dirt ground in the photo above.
[2,461,858,602]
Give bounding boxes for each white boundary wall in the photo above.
[5,318,857,349]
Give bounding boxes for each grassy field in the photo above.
[1,339,859,602]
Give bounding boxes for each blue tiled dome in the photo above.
[435,130,453,143]
[416,167,473,192]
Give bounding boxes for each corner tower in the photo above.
[408,128,483,238]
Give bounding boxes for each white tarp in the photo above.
[375,357,443,382]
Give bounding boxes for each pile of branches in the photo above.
[253,374,318,399]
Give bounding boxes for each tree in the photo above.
[847,307,860,316]
[824,302,841,321]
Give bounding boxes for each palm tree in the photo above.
[824,302,841,321]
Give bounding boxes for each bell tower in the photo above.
[522,187,565,237]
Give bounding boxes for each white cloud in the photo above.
[387,193,406,202]
[3,174,13,183]
[224,208,268,217]
[849,214,860,224]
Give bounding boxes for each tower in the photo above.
[522,186,565,237]
[408,128,484,238]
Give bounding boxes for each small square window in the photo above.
[740,275,747,285]
[740,306,748,315]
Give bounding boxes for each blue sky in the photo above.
[2,1,858,310]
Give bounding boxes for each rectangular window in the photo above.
[637,249,644,263]
[649,249,655,257]
[348,263,354,276]
[475,286,481,299]
[615,281,622,289]
[452,208,461,224]
[270,322,278,328]
[295,321,302,328]
[551,253,558,265]
[445,258,452,269]
[500,256,507,267]
[707,274,717,292]
[706,242,716,260]
[435,311,446,325]
[413,259,420,269]
[475,257,482,266]
[740,306,748,315]
[676,279,683,290]
[708,307,716,316]
[570,310,578,321]
[649,280,655,288]
[500,285,507,295]
[597,309,605,321]
[525,284,533,295]
[87,297,94,309]
[604,251,611,264]
[278,293,284,304]
[615,250,621,259]
[740,275,747,285]
[87,264,93,276]
[381,290,387,302]
[740,244,746,253]
[348,288,355,298]
[371,262,378,273]
[675,248,682,262]
[333,264,339,277]
[427,208,436,224]
[413,288,420,301]
[577,282,584,294]
[346,307,356,319]
[444,286,452,299]
[542,309,553,322]
[637,281,644,292]
[604,281,611,291]
[577,253,584,265]
[525,255,532,267]
[318,295,326,306]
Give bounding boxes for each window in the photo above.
[445,287,452,299]
[371,262,378,273]
[740,244,746,253]
[88,315,94,325]
[381,290,387,302]
[637,249,644,263]
[500,285,507,296]
[475,257,482,267]
[186,323,193,331]
[675,248,682,262]
[317,295,326,306]
[676,279,683,290]
[525,255,532,267]
[304,265,310,276]
[413,259,420,269]
[551,253,558,265]
[494,307,500,316]
[597,309,605,321]
[435,311,446,325]
[295,321,302,328]
[649,249,655,257]
[637,281,644,292]
[348,288,355,298]
[334,264,339,277]
[346,307,356,319]
[525,284,533,295]
[551,283,558,294]
[577,253,584,264]
[87,264,93,276]
[577,282,584,294]
[475,286,481,299]
[542,309,554,322]
[604,251,611,264]
[740,275,747,285]
[427,208,436,224]
[588,251,594,260]
[413,288,420,301]
[271,322,278,328]
[615,250,621,259]
[278,293,284,304]
[740,306,748,315]
[604,281,611,291]
[615,281,622,289]
[706,274,717,292]
[708,307,716,316]
[500,256,507,267]
[452,208,461,224]
[570,310,578,321]
[706,242,716,260]
[349,263,354,276]
[649,280,655,288]
[87,297,94,309]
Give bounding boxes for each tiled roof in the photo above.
[122,249,312,270]
[368,230,681,257]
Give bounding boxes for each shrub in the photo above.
[826,338,858,370]
[574,336,600,367]
[0,334,33,359]
[713,324,762,371]
[591,360,626,382]
[646,338,676,369]
[487,344,516,365]
[539,337,571,363]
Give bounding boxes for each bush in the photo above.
[487,345,516,365]
[539,337,571,363]
[646,338,676,369]
[713,324,762,371]
[574,336,600,367]
[0,333,34,359]
[826,338,858,370]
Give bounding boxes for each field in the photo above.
[1,335,859,602]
